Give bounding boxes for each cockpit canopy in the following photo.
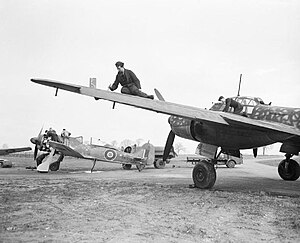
[210,96,266,116]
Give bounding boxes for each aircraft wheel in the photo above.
[226,159,236,168]
[49,153,64,171]
[154,159,166,169]
[192,160,216,189]
[122,164,132,170]
[49,162,60,171]
[278,159,300,181]
[36,153,49,166]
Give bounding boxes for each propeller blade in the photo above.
[37,126,43,140]
[163,130,175,161]
[31,126,44,161]
[34,145,38,160]
[253,148,258,158]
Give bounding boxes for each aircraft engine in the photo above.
[168,116,201,141]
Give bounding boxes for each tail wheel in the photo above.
[226,159,236,168]
[278,159,300,181]
[122,164,132,170]
[136,164,145,171]
[154,159,166,169]
[192,160,216,189]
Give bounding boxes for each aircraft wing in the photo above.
[0,147,32,156]
[31,79,300,137]
[49,141,88,159]
[31,79,228,125]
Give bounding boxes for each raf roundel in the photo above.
[104,149,117,161]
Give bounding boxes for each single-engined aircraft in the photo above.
[31,78,300,188]
[30,130,155,172]
[0,147,32,167]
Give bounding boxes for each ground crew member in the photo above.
[61,129,71,146]
[47,128,61,143]
[109,61,154,99]
[219,96,243,114]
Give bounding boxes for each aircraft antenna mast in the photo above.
[237,74,242,96]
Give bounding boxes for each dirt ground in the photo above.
[0,155,299,242]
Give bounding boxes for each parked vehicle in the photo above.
[186,153,243,168]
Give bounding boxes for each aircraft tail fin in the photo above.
[141,142,155,164]
[154,88,165,101]
[131,142,155,164]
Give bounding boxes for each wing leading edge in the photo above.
[31,79,300,137]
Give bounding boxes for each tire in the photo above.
[122,164,132,170]
[278,159,300,181]
[49,162,60,171]
[154,159,165,169]
[192,160,216,189]
[226,159,236,168]
[49,153,64,171]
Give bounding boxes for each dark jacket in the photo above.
[223,98,243,113]
[110,69,141,91]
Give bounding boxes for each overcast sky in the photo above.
[0,0,299,154]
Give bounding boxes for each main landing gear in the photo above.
[192,159,216,189]
[36,151,64,171]
[192,148,228,189]
[278,154,300,181]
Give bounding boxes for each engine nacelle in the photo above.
[168,116,198,141]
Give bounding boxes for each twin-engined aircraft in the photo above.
[30,130,155,172]
[31,78,300,188]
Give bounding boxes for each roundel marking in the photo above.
[104,149,117,161]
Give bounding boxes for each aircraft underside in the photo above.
[169,116,300,189]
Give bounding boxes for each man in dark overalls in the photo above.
[109,61,154,99]
[219,96,243,114]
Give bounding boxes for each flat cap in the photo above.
[218,96,224,101]
[115,61,124,67]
